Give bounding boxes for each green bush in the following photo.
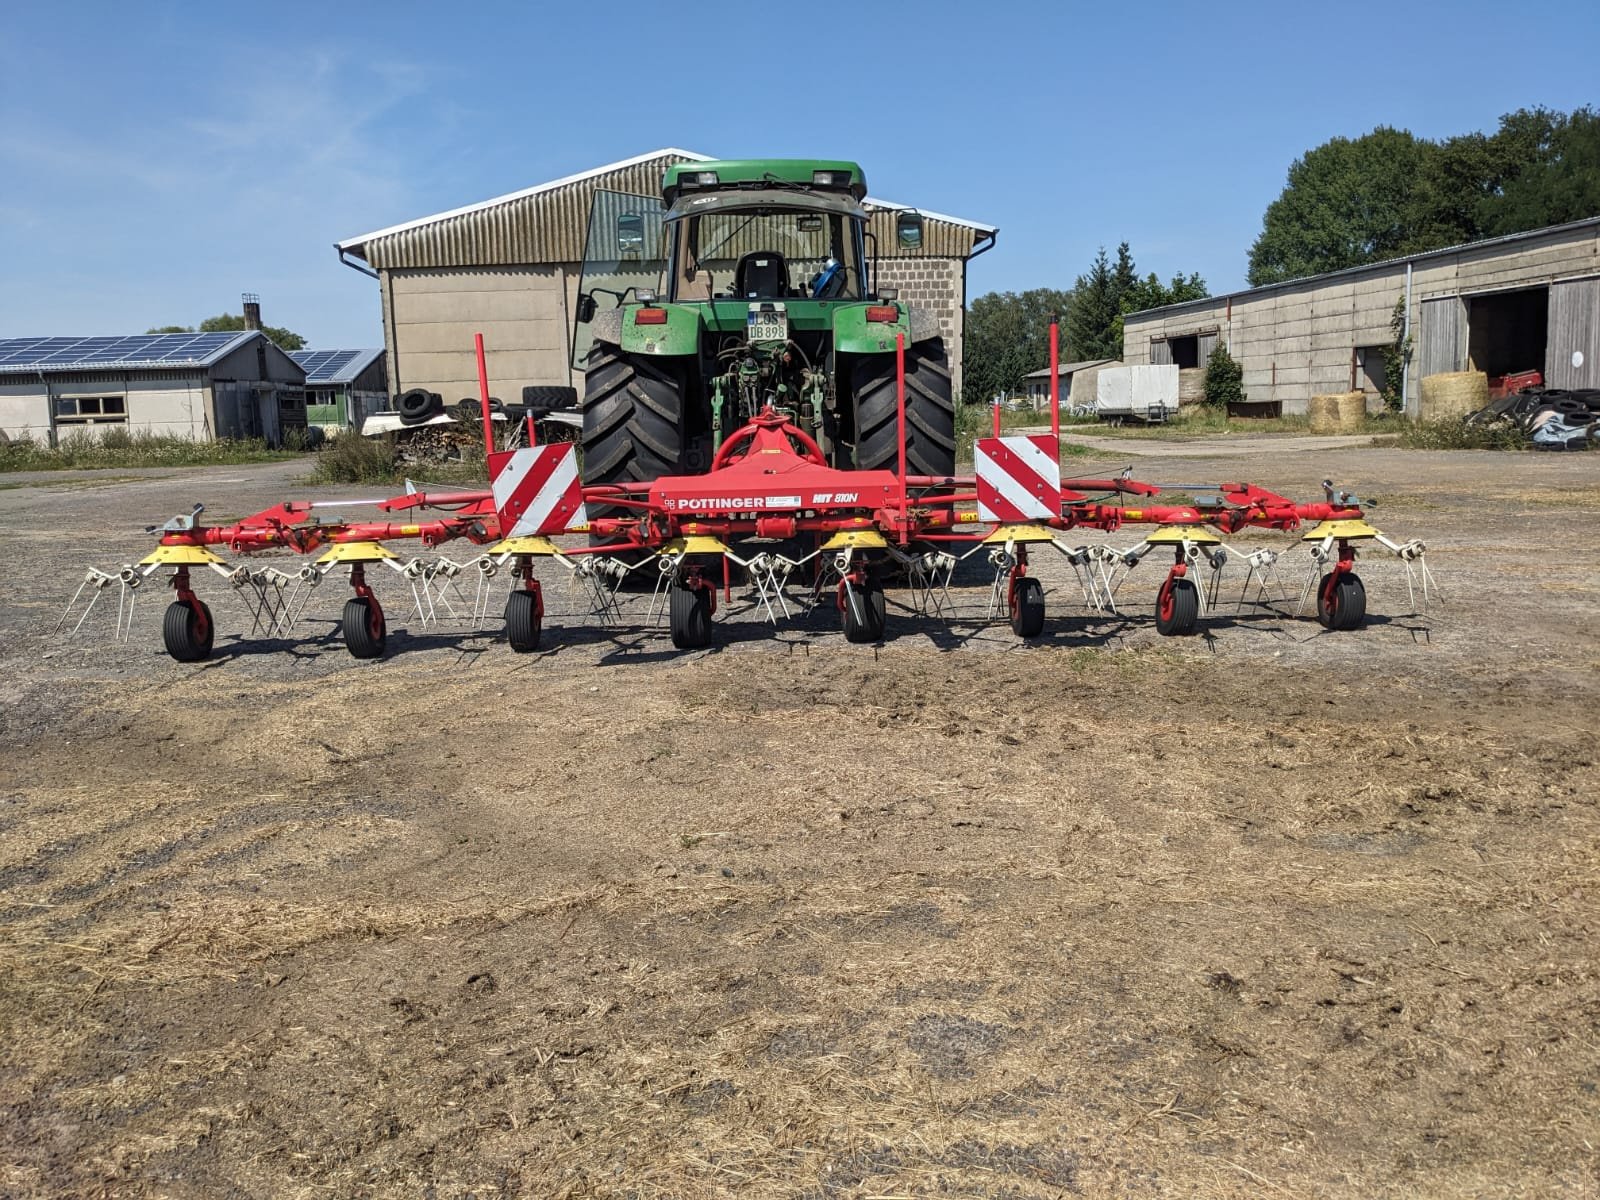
[1202,344,1245,408]
[0,430,297,471]
[310,433,398,483]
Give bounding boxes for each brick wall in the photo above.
[875,257,967,398]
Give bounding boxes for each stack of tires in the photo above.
[1470,388,1600,450]
[395,388,444,426]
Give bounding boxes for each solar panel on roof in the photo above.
[0,331,254,372]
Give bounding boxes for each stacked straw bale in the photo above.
[1420,371,1489,422]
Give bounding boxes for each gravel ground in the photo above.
[2,442,1598,1198]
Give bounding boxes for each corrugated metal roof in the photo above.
[290,348,385,385]
[1128,214,1600,323]
[0,332,259,374]
[338,149,997,270]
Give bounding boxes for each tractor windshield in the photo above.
[669,204,865,303]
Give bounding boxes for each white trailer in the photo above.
[1096,363,1179,424]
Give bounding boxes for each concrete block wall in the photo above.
[385,266,574,403]
[874,257,966,398]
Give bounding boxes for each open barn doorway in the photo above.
[1467,287,1548,386]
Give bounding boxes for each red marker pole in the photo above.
[896,332,908,541]
[992,398,1001,438]
[474,333,494,456]
[1049,314,1061,441]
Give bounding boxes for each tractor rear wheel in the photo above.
[582,343,684,496]
[343,597,387,659]
[851,340,956,478]
[162,598,214,662]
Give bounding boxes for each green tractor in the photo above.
[571,160,955,506]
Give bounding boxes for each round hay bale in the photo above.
[1307,394,1340,434]
[1336,391,1368,433]
[1420,371,1489,422]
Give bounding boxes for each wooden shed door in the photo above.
[1149,339,1173,365]
[1197,331,1219,361]
[1418,297,1466,378]
[1547,279,1600,390]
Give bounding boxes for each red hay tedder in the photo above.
[59,327,1440,662]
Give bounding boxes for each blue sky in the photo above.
[3,0,1597,349]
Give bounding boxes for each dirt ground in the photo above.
[2,441,1598,1198]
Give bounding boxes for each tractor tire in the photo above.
[1317,572,1366,631]
[841,578,887,644]
[851,339,956,478]
[669,583,712,649]
[505,589,542,653]
[342,597,387,659]
[1154,576,1199,637]
[162,598,214,662]
[397,388,442,426]
[523,385,579,414]
[582,343,685,487]
[1009,576,1046,638]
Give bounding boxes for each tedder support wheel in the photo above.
[505,589,542,653]
[342,597,387,659]
[851,339,956,477]
[669,583,713,650]
[841,578,887,644]
[1318,572,1367,631]
[162,598,214,662]
[1010,576,1046,638]
[1154,576,1200,637]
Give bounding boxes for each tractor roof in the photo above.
[662,159,868,206]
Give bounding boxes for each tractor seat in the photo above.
[734,250,790,299]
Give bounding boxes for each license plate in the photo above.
[746,303,787,343]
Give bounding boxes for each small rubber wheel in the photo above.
[1317,572,1367,631]
[343,597,387,659]
[841,580,886,644]
[505,589,542,653]
[1009,576,1046,638]
[1154,576,1199,636]
[162,598,214,662]
[669,583,712,649]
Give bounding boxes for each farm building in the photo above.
[0,332,308,446]
[1123,217,1600,415]
[334,149,997,404]
[1020,358,1118,409]
[289,348,388,433]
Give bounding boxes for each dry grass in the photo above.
[4,648,1599,1198]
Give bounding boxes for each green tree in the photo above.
[1202,342,1244,408]
[963,287,1075,402]
[197,313,307,351]
[146,324,193,334]
[1486,106,1600,236]
[1248,127,1432,285]
[1111,269,1209,349]
[1065,247,1120,361]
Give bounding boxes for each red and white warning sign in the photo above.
[488,444,587,537]
[975,434,1061,522]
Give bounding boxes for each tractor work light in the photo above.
[683,171,719,188]
[635,308,668,325]
[812,170,851,187]
[865,306,900,323]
